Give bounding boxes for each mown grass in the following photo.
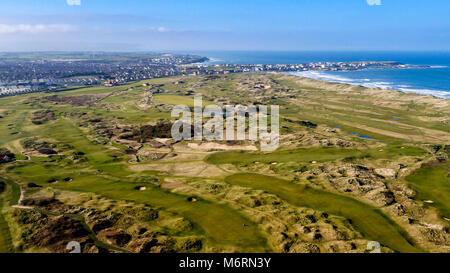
[406,162,450,219]
[206,145,427,165]
[225,173,422,253]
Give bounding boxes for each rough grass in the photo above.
[225,173,422,253]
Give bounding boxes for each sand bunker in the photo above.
[130,161,228,177]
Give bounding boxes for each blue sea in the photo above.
[191,51,450,99]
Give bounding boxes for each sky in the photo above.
[0,0,449,52]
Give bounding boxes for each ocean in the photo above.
[192,51,450,99]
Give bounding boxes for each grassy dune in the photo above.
[226,173,422,253]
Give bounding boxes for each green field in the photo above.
[225,173,422,253]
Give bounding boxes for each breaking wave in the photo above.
[288,71,450,99]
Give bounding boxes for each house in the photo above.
[104,80,118,87]
[0,154,14,163]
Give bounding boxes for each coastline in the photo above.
[286,70,450,99]
[197,51,450,99]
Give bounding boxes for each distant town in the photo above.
[178,61,411,76]
[0,52,421,97]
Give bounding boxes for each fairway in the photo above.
[406,162,450,219]
[225,173,422,253]
[206,145,427,165]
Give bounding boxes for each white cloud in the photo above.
[66,0,81,6]
[157,27,169,33]
[148,26,170,33]
[367,0,381,6]
[0,24,78,34]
